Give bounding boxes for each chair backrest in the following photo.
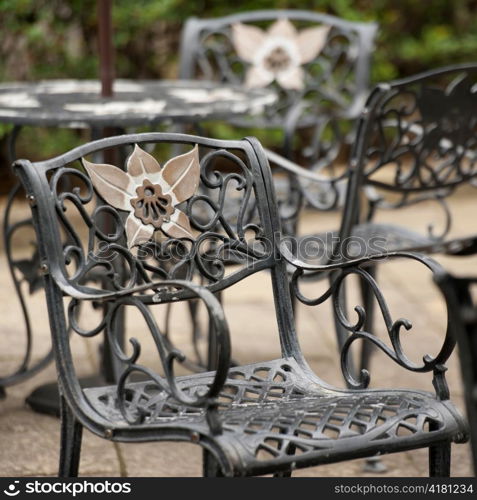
[342,63,477,242]
[14,133,299,418]
[179,10,377,130]
[17,134,285,294]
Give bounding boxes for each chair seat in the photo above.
[353,223,438,252]
[295,223,442,265]
[84,358,466,476]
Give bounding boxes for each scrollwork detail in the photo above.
[360,71,477,241]
[290,254,455,399]
[101,282,230,430]
[47,144,267,294]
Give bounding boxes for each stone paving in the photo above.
[0,192,474,477]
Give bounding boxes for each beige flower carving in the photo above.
[83,144,199,248]
[232,19,330,90]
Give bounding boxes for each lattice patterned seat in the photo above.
[293,223,476,267]
[85,359,465,476]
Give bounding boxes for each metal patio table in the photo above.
[0,79,275,129]
[0,78,276,412]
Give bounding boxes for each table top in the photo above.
[0,79,276,127]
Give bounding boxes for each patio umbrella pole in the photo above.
[98,0,114,98]
[97,0,124,384]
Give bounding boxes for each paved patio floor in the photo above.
[0,191,474,477]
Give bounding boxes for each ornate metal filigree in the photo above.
[289,251,456,400]
[49,142,269,296]
[19,135,272,423]
[69,280,230,431]
[352,66,477,243]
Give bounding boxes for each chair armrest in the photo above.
[279,238,444,275]
[57,271,231,433]
[264,148,347,216]
[51,266,213,303]
[281,243,456,399]
[264,148,335,184]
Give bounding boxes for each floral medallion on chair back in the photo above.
[83,145,199,249]
[48,139,272,295]
[231,19,330,91]
[182,15,369,127]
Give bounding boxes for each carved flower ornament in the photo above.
[232,18,330,90]
[83,145,200,248]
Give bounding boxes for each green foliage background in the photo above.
[2,0,477,83]
[0,0,476,184]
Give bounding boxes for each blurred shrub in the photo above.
[1,0,477,174]
[2,0,477,83]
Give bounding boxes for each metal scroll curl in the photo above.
[360,73,477,240]
[290,258,455,398]
[102,282,230,431]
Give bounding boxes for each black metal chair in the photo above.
[177,8,378,391]
[437,274,477,476]
[15,132,468,477]
[179,10,376,134]
[279,64,477,377]
[337,63,477,256]
[179,10,377,233]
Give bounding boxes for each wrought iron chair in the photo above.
[338,63,477,254]
[15,132,468,477]
[179,10,376,137]
[437,274,477,476]
[285,64,477,378]
[178,9,378,388]
[179,10,377,233]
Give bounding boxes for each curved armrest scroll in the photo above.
[61,273,231,433]
[281,243,455,398]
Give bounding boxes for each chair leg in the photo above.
[188,299,205,367]
[289,279,297,319]
[356,265,388,473]
[363,454,387,473]
[58,396,83,477]
[202,449,224,477]
[429,441,451,477]
[274,470,292,477]
[330,274,356,385]
[359,264,377,373]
